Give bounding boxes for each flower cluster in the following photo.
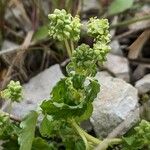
[1,80,22,102]
[67,44,97,76]
[134,120,150,144]
[123,120,150,150]
[87,18,111,43]
[93,41,111,63]
[48,9,81,41]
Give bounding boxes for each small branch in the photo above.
[110,14,150,29]
[64,39,72,58]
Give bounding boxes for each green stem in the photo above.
[70,40,74,52]
[71,119,89,150]
[70,119,101,146]
[95,138,122,150]
[110,14,150,29]
[64,39,72,58]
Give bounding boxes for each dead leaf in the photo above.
[128,29,150,59]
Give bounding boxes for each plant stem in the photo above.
[71,119,89,149]
[83,130,102,145]
[70,40,74,52]
[110,14,150,29]
[70,119,101,146]
[64,39,72,58]
[95,138,122,150]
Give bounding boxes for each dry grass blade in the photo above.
[128,29,150,59]
[21,30,34,50]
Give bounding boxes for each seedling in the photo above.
[0,9,149,150]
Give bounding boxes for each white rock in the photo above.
[110,40,123,56]
[91,72,139,138]
[83,0,100,12]
[135,74,150,94]
[104,53,130,82]
[1,40,19,51]
[11,64,64,118]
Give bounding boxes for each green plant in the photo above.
[0,9,150,150]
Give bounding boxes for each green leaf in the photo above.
[122,120,150,150]
[85,78,100,102]
[32,25,49,42]
[41,100,85,119]
[18,111,38,150]
[32,137,55,150]
[108,0,134,15]
[40,115,55,137]
[75,102,93,122]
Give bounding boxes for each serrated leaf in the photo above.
[75,102,93,122]
[41,76,100,120]
[32,137,55,150]
[41,100,85,119]
[18,111,38,150]
[108,0,134,15]
[85,78,100,102]
[40,115,54,137]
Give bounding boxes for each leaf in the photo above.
[41,100,85,119]
[18,111,38,150]
[40,115,54,137]
[75,102,93,122]
[32,25,49,42]
[108,0,134,15]
[41,76,100,120]
[85,78,100,102]
[32,137,55,150]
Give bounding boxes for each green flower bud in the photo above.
[48,9,81,41]
[1,80,23,102]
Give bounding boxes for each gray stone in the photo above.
[110,40,123,56]
[1,40,19,51]
[104,53,130,82]
[83,0,100,12]
[90,72,139,138]
[135,74,150,94]
[11,64,64,118]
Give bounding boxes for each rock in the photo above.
[110,40,123,56]
[104,53,130,82]
[90,72,139,138]
[11,64,64,118]
[83,0,100,12]
[1,40,19,51]
[135,74,150,94]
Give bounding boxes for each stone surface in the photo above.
[91,72,139,138]
[11,64,64,118]
[110,40,123,56]
[1,40,19,51]
[135,74,150,94]
[104,53,130,82]
[83,0,100,12]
